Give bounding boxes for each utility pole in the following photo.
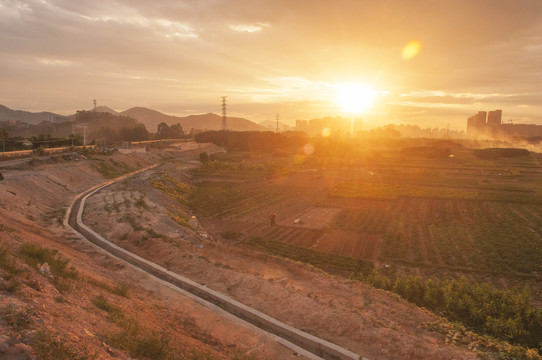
[221,96,227,131]
[93,99,97,112]
[50,115,55,134]
[276,113,279,133]
[74,123,88,146]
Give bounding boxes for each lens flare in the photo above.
[401,40,422,60]
[303,143,315,156]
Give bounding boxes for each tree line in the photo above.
[195,130,307,153]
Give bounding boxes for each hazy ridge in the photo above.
[0,104,266,132]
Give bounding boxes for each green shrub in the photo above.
[92,294,124,322]
[111,283,130,298]
[106,318,173,360]
[358,271,542,353]
[18,243,77,292]
[19,243,76,279]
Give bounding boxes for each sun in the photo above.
[335,83,377,113]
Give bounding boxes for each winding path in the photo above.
[64,164,365,360]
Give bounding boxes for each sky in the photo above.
[1,0,541,130]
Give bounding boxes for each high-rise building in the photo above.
[466,110,542,138]
[487,110,502,127]
[467,111,487,135]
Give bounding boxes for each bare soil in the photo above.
[0,145,300,360]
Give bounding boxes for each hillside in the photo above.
[0,104,70,124]
[94,106,120,115]
[121,107,266,132]
[0,145,299,360]
[120,107,181,132]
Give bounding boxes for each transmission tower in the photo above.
[221,96,227,131]
[93,99,97,112]
[276,113,279,133]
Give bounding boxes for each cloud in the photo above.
[228,23,269,33]
[1,0,542,128]
[37,57,76,66]
[81,12,198,39]
[0,0,31,18]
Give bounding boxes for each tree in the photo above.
[129,123,150,141]
[156,122,170,139]
[169,123,184,139]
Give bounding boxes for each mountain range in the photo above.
[0,104,71,124]
[0,104,266,132]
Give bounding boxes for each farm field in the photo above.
[191,150,542,299]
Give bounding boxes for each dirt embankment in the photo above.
[0,145,300,360]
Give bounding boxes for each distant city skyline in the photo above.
[1,0,541,130]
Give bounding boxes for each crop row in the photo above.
[332,198,542,275]
[189,182,293,218]
[331,179,542,203]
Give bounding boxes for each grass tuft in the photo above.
[111,283,130,298]
[33,330,99,360]
[0,245,23,277]
[92,294,125,322]
[18,243,77,292]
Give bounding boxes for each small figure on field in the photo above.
[270,213,277,226]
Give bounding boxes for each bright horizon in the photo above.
[1,0,542,130]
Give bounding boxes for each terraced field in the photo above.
[174,148,542,354]
[190,151,542,291]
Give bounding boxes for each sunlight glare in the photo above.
[335,83,377,113]
[401,40,422,60]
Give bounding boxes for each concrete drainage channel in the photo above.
[64,164,365,360]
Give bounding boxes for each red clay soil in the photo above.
[0,145,300,360]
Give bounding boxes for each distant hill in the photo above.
[120,107,180,132]
[121,107,266,132]
[0,104,70,124]
[94,106,119,115]
[0,104,266,132]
